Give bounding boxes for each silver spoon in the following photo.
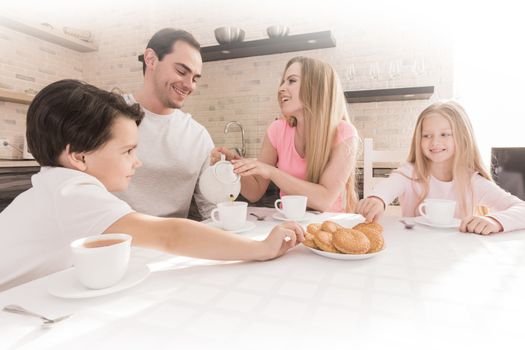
[250,213,266,221]
[3,304,72,327]
[399,220,415,229]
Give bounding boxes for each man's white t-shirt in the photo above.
[115,94,215,219]
[0,167,133,291]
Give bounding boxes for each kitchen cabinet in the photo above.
[0,15,98,52]
[138,30,336,63]
[344,86,434,103]
[0,166,39,212]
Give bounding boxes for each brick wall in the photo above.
[0,22,83,159]
[0,1,454,160]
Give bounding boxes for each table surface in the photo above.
[2,207,525,350]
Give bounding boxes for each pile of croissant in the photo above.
[304,221,384,254]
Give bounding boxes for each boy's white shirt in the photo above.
[0,167,133,291]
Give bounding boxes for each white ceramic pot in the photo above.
[199,154,241,204]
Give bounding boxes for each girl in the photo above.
[213,56,359,212]
[357,100,525,234]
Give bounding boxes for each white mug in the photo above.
[418,199,456,225]
[274,195,307,220]
[211,201,247,231]
[70,233,132,289]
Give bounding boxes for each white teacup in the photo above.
[418,199,456,225]
[70,233,132,289]
[274,195,307,220]
[211,201,248,231]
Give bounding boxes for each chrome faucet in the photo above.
[224,121,246,157]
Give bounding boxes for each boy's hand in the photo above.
[210,147,241,165]
[460,215,503,235]
[356,196,385,223]
[260,222,305,260]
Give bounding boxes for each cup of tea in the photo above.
[210,201,248,231]
[274,195,307,220]
[70,233,132,289]
[417,199,456,225]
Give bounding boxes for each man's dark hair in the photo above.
[143,28,201,75]
[26,79,144,167]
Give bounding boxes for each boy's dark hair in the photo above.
[26,79,144,167]
[143,28,201,74]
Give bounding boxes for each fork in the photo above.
[3,304,71,327]
[250,213,266,221]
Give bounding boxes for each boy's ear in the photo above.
[65,144,87,171]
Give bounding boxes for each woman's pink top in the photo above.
[266,119,357,212]
[370,163,525,232]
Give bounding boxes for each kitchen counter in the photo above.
[0,159,39,167]
[1,209,524,349]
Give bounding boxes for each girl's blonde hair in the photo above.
[281,56,358,211]
[407,100,492,216]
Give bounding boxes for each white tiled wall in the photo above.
[0,1,454,159]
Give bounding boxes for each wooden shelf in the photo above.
[0,15,98,52]
[138,30,336,63]
[344,86,434,103]
[0,89,32,105]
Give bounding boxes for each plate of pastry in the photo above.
[305,246,385,260]
[303,221,385,260]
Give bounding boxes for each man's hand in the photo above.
[210,147,241,165]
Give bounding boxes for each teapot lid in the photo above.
[214,155,240,184]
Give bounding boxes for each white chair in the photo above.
[363,138,406,199]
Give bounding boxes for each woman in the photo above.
[214,56,359,212]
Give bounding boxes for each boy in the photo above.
[0,80,304,291]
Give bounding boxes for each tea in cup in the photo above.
[70,233,132,289]
[417,199,456,225]
[274,195,307,220]
[211,201,248,231]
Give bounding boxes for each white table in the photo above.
[2,207,525,350]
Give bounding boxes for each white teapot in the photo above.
[199,154,241,204]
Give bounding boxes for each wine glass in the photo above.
[369,62,380,80]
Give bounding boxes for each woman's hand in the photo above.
[232,158,275,179]
[460,215,503,235]
[210,147,241,165]
[356,196,385,223]
[259,221,305,260]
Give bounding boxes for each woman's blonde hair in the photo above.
[281,56,358,211]
[407,100,492,216]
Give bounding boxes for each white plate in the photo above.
[48,262,150,299]
[272,212,317,222]
[205,221,256,233]
[305,245,385,260]
[413,216,461,229]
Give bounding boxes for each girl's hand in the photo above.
[232,158,275,179]
[460,215,503,235]
[210,147,241,165]
[356,196,385,223]
[259,221,305,260]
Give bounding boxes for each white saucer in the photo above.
[48,262,150,299]
[272,212,317,222]
[305,246,385,260]
[205,221,256,233]
[413,216,461,229]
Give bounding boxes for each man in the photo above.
[116,28,214,219]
